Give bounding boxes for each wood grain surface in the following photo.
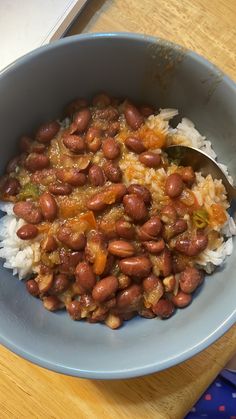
[1,1,236,418]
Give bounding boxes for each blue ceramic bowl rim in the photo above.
[0,32,236,379]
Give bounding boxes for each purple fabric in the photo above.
[185,371,236,419]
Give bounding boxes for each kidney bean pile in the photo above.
[0,93,209,329]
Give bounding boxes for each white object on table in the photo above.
[0,0,87,71]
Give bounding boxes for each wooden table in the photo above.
[1,1,236,418]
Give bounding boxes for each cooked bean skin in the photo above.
[39,192,58,221]
[102,137,120,160]
[67,300,81,320]
[172,291,192,308]
[92,275,118,302]
[26,279,39,297]
[35,121,60,143]
[139,151,161,168]
[123,194,148,221]
[75,262,96,290]
[116,284,142,310]
[17,224,38,240]
[88,164,105,186]
[73,108,91,132]
[92,93,111,108]
[57,226,86,251]
[41,235,57,252]
[87,184,127,211]
[137,216,162,241]
[1,178,20,196]
[179,267,204,293]
[86,127,102,152]
[115,219,135,240]
[119,256,152,278]
[48,183,72,195]
[50,274,70,295]
[175,233,208,256]
[127,184,151,204]
[152,299,175,318]
[24,153,50,172]
[57,169,87,186]
[124,103,144,130]
[63,134,86,153]
[103,161,122,183]
[108,240,135,258]
[143,239,165,254]
[165,173,184,198]
[13,201,42,224]
[125,137,146,153]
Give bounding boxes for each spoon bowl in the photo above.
[166,145,236,202]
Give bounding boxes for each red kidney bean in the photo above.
[88,164,105,186]
[1,178,20,195]
[31,142,46,154]
[115,219,135,240]
[143,274,161,292]
[65,98,88,117]
[73,108,91,132]
[165,173,184,198]
[13,201,42,224]
[87,183,127,211]
[92,275,118,302]
[24,153,50,172]
[58,250,83,274]
[86,127,102,152]
[105,121,120,137]
[39,192,57,221]
[92,93,111,108]
[102,137,120,160]
[180,167,196,186]
[175,233,208,256]
[48,182,72,195]
[57,168,86,186]
[163,219,188,241]
[35,121,60,143]
[67,300,81,320]
[139,151,161,168]
[43,296,62,311]
[125,137,146,153]
[143,238,165,254]
[26,279,39,297]
[137,216,162,241]
[19,136,32,152]
[179,267,204,294]
[108,240,135,258]
[17,224,38,240]
[127,184,151,204]
[119,256,152,278]
[123,194,148,221]
[95,107,119,121]
[41,235,57,252]
[124,103,144,130]
[63,134,86,153]
[152,299,175,318]
[172,291,192,308]
[50,274,70,295]
[172,253,189,274]
[6,156,20,173]
[103,161,122,183]
[117,274,131,290]
[139,105,154,117]
[57,226,86,251]
[116,284,142,310]
[75,261,96,290]
[160,204,177,224]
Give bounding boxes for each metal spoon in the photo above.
[166,145,236,203]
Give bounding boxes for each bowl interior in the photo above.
[0,33,235,378]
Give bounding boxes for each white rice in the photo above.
[0,108,235,279]
[0,203,40,279]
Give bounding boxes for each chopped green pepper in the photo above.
[17,183,40,201]
[192,208,209,229]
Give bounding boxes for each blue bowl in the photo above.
[0,33,235,379]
